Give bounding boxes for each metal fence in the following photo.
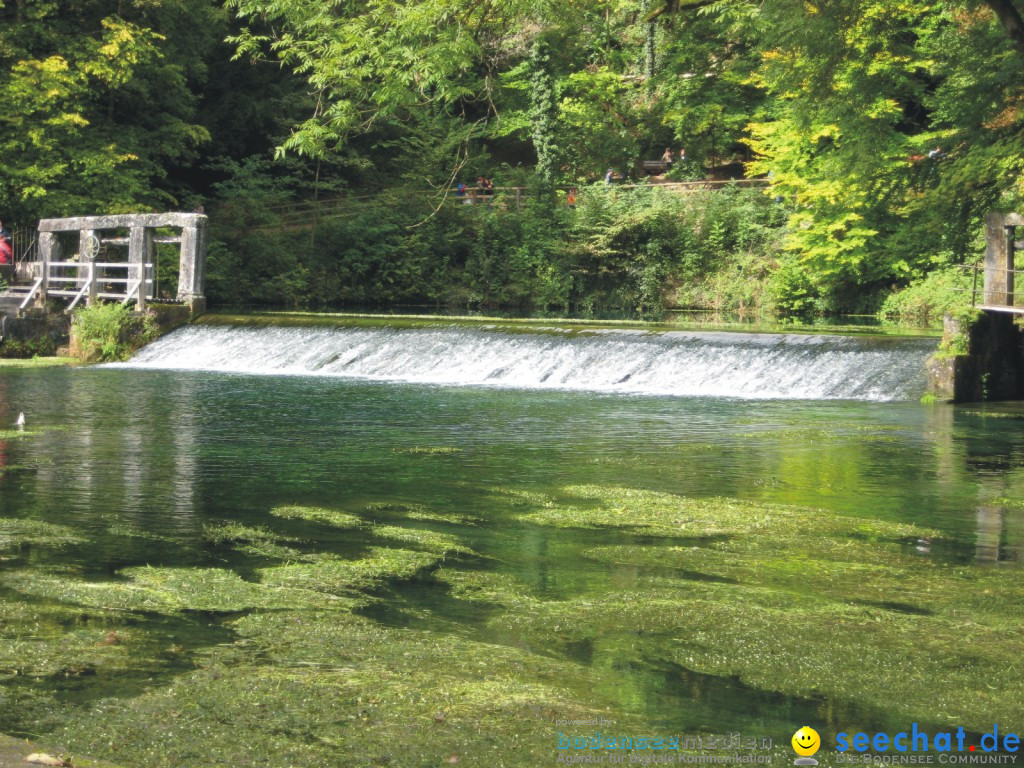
[955,262,1024,312]
[10,229,37,264]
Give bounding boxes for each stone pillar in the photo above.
[79,228,97,306]
[37,231,55,307]
[176,216,207,314]
[984,212,1024,307]
[128,226,154,311]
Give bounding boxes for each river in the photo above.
[0,318,1019,767]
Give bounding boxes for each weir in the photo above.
[120,323,937,401]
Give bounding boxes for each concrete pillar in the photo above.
[128,226,154,311]
[37,231,55,306]
[176,217,207,314]
[984,212,1024,307]
[79,228,97,306]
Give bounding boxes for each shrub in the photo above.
[71,302,159,362]
[879,267,973,326]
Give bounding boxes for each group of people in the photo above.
[455,176,495,204]
[660,147,687,166]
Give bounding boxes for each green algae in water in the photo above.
[6,483,1023,766]
[0,520,85,552]
[364,502,480,526]
[478,486,1024,732]
[56,610,629,768]
[393,446,464,454]
[371,525,474,556]
[259,547,442,596]
[203,522,310,561]
[270,505,364,529]
[4,567,338,613]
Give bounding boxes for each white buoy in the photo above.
[15,412,25,429]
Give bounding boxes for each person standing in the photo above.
[0,235,13,285]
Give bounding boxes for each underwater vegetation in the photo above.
[0,486,1020,767]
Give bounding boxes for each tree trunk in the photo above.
[984,0,1024,57]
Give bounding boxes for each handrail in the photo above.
[954,262,1024,309]
[64,263,93,312]
[17,277,43,313]
[47,261,153,269]
[265,179,772,219]
[122,278,142,305]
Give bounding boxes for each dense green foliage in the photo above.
[71,302,158,362]
[5,0,1024,316]
[208,185,784,314]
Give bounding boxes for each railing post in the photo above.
[1006,224,1016,308]
[129,225,152,312]
[79,228,98,306]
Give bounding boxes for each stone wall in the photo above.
[928,311,1024,402]
[0,312,71,357]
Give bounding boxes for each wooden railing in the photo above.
[264,179,771,231]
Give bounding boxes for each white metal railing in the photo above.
[45,261,154,310]
[17,277,43,312]
[64,263,93,311]
[122,278,142,305]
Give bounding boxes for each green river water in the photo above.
[0,319,1021,768]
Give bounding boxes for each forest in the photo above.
[2,0,1024,319]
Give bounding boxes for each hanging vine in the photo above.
[529,36,559,186]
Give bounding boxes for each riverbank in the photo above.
[0,358,76,368]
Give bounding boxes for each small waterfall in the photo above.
[119,324,937,401]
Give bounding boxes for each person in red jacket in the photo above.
[0,236,12,285]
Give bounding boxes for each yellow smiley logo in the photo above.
[792,726,821,757]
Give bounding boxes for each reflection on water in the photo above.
[0,362,1022,745]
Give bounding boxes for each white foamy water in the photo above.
[117,324,937,401]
